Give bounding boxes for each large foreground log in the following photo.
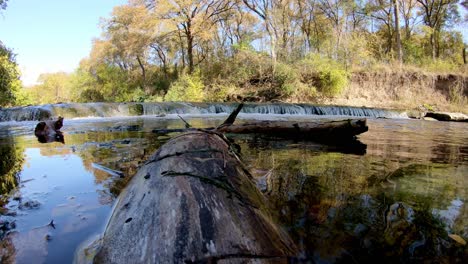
[94,131,297,263]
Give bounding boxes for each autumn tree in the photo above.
[416,0,460,59]
[143,0,235,74]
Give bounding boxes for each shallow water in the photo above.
[0,114,467,263]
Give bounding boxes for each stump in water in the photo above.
[34,116,64,143]
[94,131,297,263]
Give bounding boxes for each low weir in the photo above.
[0,102,406,122]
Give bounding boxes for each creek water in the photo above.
[0,103,467,263]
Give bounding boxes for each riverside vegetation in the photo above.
[0,0,467,112]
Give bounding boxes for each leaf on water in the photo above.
[448,234,466,245]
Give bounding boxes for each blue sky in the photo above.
[0,0,126,86]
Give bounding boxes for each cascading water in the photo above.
[0,102,407,122]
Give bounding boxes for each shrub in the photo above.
[80,89,105,102]
[164,72,204,102]
[274,63,297,96]
[299,54,349,97]
[204,84,235,102]
[290,81,317,102]
[317,68,348,97]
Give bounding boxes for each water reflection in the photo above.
[236,119,468,262]
[0,117,466,263]
[0,128,165,263]
[0,138,23,196]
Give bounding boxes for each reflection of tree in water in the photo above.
[0,138,24,198]
[71,132,166,199]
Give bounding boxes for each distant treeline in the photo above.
[2,0,467,107]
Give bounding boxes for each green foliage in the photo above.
[0,138,23,195]
[164,72,204,102]
[317,69,349,97]
[28,72,74,104]
[0,43,22,107]
[274,62,297,96]
[419,58,459,73]
[299,54,349,97]
[80,89,105,102]
[204,84,236,102]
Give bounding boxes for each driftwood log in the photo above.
[94,131,297,263]
[217,119,367,141]
[153,120,368,142]
[152,103,368,141]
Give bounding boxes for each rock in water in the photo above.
[94,131,297,263]
[424,112,468,122]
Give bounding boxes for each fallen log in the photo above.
[93,131,297,263]
[152,103,368,141]
[217,119,367,141]
[152,119,368,141]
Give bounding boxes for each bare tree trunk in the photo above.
[463,45,466,64]
[136,56,146,91]
[430,32,436,60]
[393,0,403,62]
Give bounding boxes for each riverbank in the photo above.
[229,68,467,114]
[331,70,467,113]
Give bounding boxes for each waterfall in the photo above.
[0,102,406,122]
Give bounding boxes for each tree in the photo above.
[0,42,22,107]
[393,0,403,62]
[103,4,157,90]
[28,72,73,104]
[144,0,234,74]
[416,0,460,59]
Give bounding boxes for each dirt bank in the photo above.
[328,71,468,113]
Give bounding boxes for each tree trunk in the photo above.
[93,131,297,263]
[393,0,403,62]
[463,45,466,64]
[430,32,436,60]
[136,55,146,90]
[187,22,195,74]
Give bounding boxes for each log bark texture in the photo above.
[94,131,297,263]
[217,119,368,140]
